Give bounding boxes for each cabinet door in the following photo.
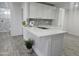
[29,3,56,19]
[42,5,56,19]
[29,3,39,18]
[49,6,56,19]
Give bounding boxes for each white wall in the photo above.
[63,6,79,36]
[63,9,69,31]
[57,7,79,36]
[9,2,23,36]
[21,2,29,40]
[67,7,79,36]
[0,8,10,32]
[58,8,65,30]
[21,2,29,21]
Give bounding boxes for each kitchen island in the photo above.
[23,26,66,56]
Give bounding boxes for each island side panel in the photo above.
[51,34,64,56]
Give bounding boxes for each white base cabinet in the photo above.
[24,29,64,56]
[33,34,64,56]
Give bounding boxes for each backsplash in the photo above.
[28,18,53,26]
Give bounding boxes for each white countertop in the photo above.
[24,26,66,37]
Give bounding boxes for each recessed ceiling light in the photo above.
[75,3,78,7]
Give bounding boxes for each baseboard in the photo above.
[12,35,23,37]
[68,32,79,37]
[32,47,44,56]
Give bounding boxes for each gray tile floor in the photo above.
[0,32,36,56]
[64,33,79,56]
[0,32,79,56]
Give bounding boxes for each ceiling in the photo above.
[48,2,79,10]
[0,2,71,9]
[48,2,71,9]
[38,2,79,10]
[0,2,79,9]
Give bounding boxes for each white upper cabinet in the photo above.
[29,3,56,19]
